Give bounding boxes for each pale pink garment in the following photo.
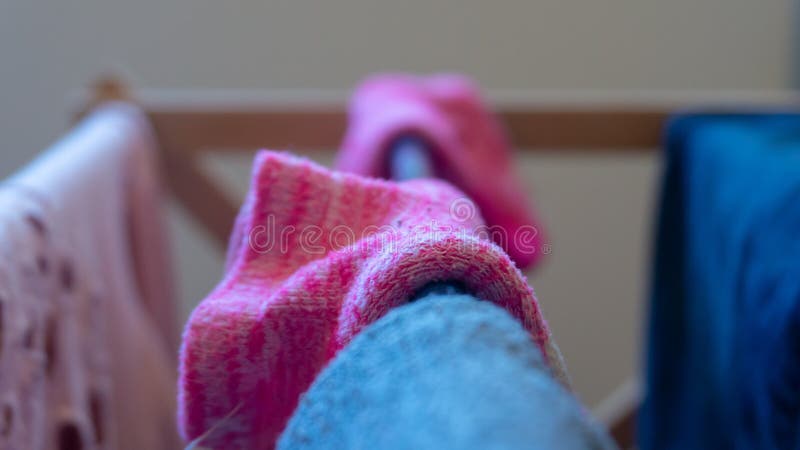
[336,73,547,269]
[179,151,566,449]
[0,104,180,450]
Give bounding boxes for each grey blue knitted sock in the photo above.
[278,295,616,450]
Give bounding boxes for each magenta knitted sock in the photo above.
[336,73,548,269]
[178,151,566,449]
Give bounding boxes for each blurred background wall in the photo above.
[0,0,794,408]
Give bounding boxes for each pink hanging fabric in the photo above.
[336,73,547,269]
[179,151,566,449]
[0,104,180,450]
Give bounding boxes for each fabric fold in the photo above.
[641,114,800,450]
[0,104,179,450]
[279,295,615,450]
[336,73,547,269]
[179,151,566,449]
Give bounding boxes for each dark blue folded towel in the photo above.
[641,114,800,450]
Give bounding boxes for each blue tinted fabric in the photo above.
[279,295,615,450]
[641,114,800,450]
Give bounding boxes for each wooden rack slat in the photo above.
[126,88,798,153]
[147,108,672,153]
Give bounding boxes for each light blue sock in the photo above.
[278,295,615,450]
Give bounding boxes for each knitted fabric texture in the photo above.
[278,295,614,450]
[641,114,800,449]
[335,73,547,269]
[179,151,567,449]
[0,104,180,450]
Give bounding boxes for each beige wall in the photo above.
[0,0,793,406]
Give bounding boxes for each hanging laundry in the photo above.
[336,74,547,270]
[179,151,567,449]
[641,114,800,449]
[0,104,180,450]
[278,295,614,450]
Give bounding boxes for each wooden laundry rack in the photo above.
[81,76,799,449]
[81,77,800,251]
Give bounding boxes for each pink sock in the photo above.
[178,151,565,449]
[336,73,547,269]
